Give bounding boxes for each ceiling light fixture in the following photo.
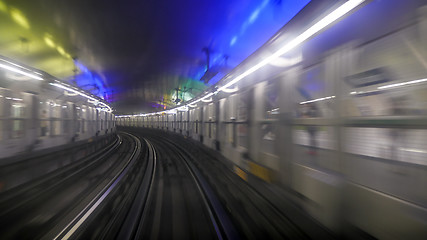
[220,87,239,93]
[377,78,427,90]
[299,95,335,105]
[201,97,213,103]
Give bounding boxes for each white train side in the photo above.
[0,60,115,159]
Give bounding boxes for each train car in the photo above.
[117,1,427,238]
[0,56,115,160]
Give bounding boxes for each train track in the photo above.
[52,132,143,239]
[126,132,238,240]
[2,128,320,239]
[124,128,330,239]
[0,132,144,239]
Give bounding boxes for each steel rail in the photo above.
[149,136,238,240]
[54,132,142,240]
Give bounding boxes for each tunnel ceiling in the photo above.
[0,0,310,114]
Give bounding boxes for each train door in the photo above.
[138,116,144,127]
[81,105,88,137]
[86,106,92,134]
[182,110,189,136]
[188,109,194,136]
[289,54,341,230]
[203,102,216,148]
[220,94,239,160]
[194,107,202,142]
[249,80,281,184]
[0,89,33,158]
[23,93,37,148]
[39,97,51,138]
[236,89,250,151]
[160,115,163,129]
[178,111,183,134]
[76,104,83,137]
[95,108,100,134]
[172,114,176,131]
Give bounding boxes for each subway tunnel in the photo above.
[1,0,427,239]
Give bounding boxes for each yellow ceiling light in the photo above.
[0,1,7,13]
[44,34,55,48]
[56,46,65,55]
[10,7,30,29]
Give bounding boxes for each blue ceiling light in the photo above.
[117,0,368,118]
[197,0,310,86]
[71,61,110,101]
[230,36,238,46]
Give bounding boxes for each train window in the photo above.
[76,106,82,133]
[264,82,279,119]
[195,108,201,134]
[222,96,237,146]
[260,82,279,155]
[81,106,87,133]
[85,107,90,133]
[183,112,187,131]
[39,103,49,137]
[260,124,278,155]
[291,63,339,170]
[51,101,61,136]
[11,101,25,139]
[204,106,209,137]
[209,103,216,139]
[107,113,110,129]
[237,91,249,148]
[295,64,331,119]
[62,103,71,134]
[342,28,427,118]
[90,107,95,133]
[189,111,194,133]
[227,122,234,145]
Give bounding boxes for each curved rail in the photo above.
[134,133,238,240]
[161,138,239,240]
[120,127,323,239]
[0,135,121,215]
[54,132,142,240]
[116,137,157,239]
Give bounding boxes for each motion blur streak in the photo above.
[117,1,427,239]
[0,63,43,80]
[218,0,365,91]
